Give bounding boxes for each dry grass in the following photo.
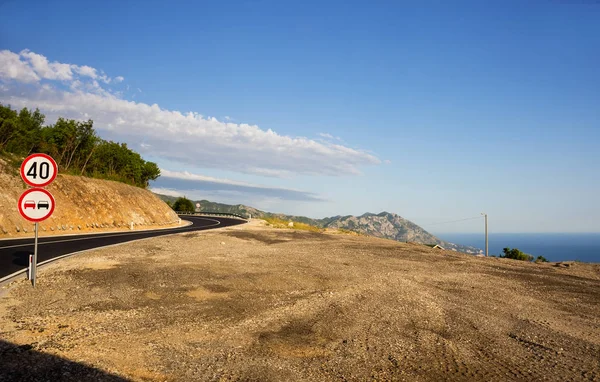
[262,216,323,233]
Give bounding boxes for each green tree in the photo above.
[141,161,161,187]
[501,247,534,262]
[0,104,19,151]
[0,106,44,154]
[0,103,161,189]
[172,197,195,212]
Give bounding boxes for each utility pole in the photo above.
[481,213,488,257]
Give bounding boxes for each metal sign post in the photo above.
[32,223,38,287]
[18,154,58,287]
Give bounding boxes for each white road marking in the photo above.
[0,217,221,250]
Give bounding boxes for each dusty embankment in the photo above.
[0,158,180,238]
[0,221,599,381]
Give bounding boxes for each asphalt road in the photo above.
[0,215,246,281]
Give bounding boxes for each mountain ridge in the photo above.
[154,193,482,254]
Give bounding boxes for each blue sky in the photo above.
[1,0,598,233]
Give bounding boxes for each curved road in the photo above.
[0,215,246,281]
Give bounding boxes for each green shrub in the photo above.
[535,255,549,263]
[501,247,534,262]
[172,197,195,212]
[337,228,360,235]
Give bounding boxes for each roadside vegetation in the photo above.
[337,227,362,236]
[0,104,160,188]
[500,247,548,263]
[262,216,323,233]
[171,197,195,212]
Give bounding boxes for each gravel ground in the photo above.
[0,221,599,381]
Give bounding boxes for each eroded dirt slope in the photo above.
[0,158,179,237]
[0,222,599,381]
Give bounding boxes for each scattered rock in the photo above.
[77,225,81,230]
[554,262,572,268]
[50,227,55,231]
[220,242,226,245]
[23,228,28,233]
[16,226,20,233]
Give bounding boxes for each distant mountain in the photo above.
[154,193,482,255]
[320,212,481,254]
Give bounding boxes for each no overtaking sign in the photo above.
[18,188,56,223]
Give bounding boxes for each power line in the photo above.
[423,216,483,226]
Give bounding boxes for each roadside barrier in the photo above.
[175,211,248,220]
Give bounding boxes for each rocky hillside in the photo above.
[321,212,480,254]
[155,194,481,254]
[0,157,179,237]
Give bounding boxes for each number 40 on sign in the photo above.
[20,153,58,188]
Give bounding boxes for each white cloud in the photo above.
[318,132,343,142]
[114,76,124,83]
[20,50,73,81]
[0,50,40,83]
[154,169,325,202]
[149,186,288,209]
[161,169,288,189]
[0,49,120,85]
[0,49,381,177]
[148,187,183,198]
[73,65,97,79]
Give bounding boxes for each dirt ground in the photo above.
[0,221,599,381]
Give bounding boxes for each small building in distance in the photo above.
[424,244,445,250]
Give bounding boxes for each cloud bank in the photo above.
[153,169,325,202]
[0,49,380,178]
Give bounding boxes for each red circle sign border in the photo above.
[18,188,56,223]
[20,153,58,188]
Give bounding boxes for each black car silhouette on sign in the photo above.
[37,201,50,209]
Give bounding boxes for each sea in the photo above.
[437,233,600,264]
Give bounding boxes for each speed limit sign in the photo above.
[20,153,58,187]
